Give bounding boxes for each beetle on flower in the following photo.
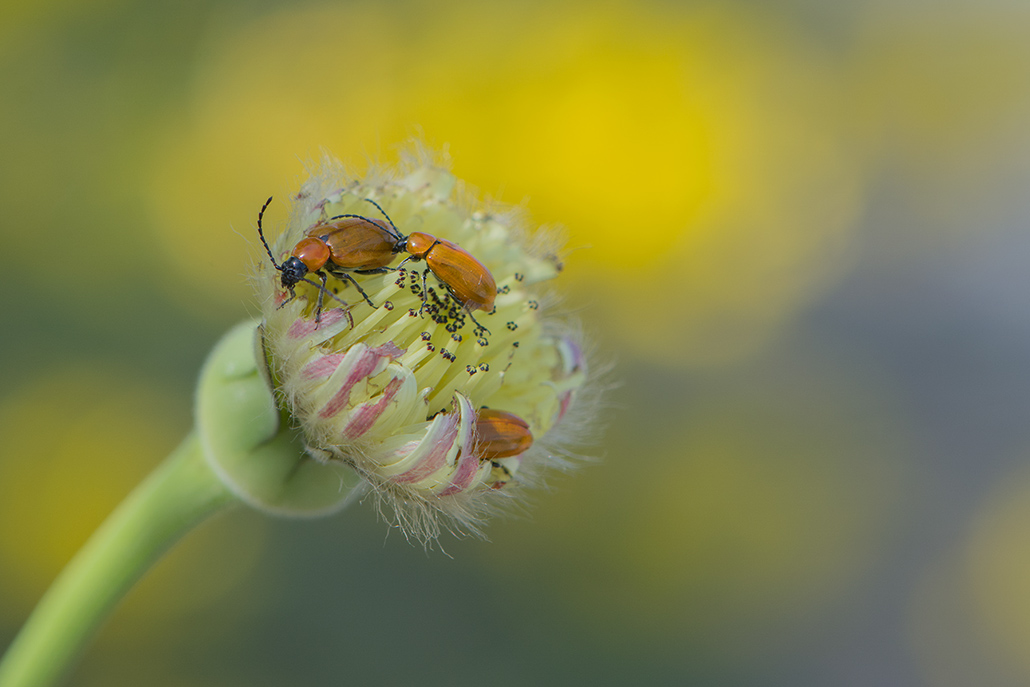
[255,152,593,541]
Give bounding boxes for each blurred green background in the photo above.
[3,0,1030,685]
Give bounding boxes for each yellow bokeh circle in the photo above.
[0,369,264,632]
[148,2,863,363]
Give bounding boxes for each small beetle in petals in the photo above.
[474,408,533,461]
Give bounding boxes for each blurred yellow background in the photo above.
[3,0,1030,685]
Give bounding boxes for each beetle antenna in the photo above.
[325,212,383,225]
[323,211,402,243]
[257,196,281,270]
[361,198,403,240]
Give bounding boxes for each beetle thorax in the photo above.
[404,232,438,259]
[291,237,331,272]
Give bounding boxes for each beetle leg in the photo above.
[353,266,397,275]
[465,306,491,337]
[418,268,431,316]
[277,286,297,310]
[298,275,355,329]
[327,268,377,309]
[313,271,328,324]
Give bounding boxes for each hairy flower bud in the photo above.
[255,153,593,541]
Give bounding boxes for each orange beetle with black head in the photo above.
[256,196,398,323]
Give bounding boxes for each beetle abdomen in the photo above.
[425,239,497,311]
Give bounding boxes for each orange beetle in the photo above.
[257,197,398,320]
[395,232,497,314]
[333,200,498,331]
[474,408,533,461]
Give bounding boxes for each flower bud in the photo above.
[255,152,594,541]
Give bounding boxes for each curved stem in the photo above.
[0,431,236,687]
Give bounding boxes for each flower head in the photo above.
[255,151,592,541]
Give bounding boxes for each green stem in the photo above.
[0,431,237,687]
[0,321,356,686]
